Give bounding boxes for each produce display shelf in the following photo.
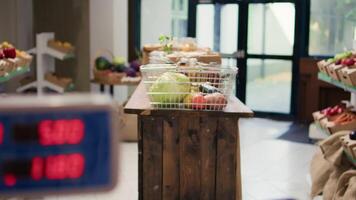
[45,47,75,60]
[318,72,356,93]
[0,66,30,84]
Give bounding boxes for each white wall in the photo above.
[141,0,172,46]
[89,0,129,103]
[0,0,33,92]
[113,0,128,60]
[89,0,114,66]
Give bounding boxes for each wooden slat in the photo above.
[235,120,242,200]
[179,117,201,200]
[138,116,143,200]
[216,117,237,200]
[163,117,180,200]
[200,117,218,200]
[142,116,163,200]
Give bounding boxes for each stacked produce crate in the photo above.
[0,42,32,77]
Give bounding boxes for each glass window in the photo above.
[309,0,356,56]
[141,0,188,46]
[196,4,215,50]
[196,4,238,52]
[220,4,238,54]
[246,59,292,113]
[248,3,295,55]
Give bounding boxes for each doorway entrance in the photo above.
[190,0,297,115]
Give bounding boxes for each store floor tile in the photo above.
[39,118,316,200]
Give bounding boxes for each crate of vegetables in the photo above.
[313,104,347,126]
[93,50,141,85]
[321,111,356,135]
[317,51,354,76]
[141,63,237,111]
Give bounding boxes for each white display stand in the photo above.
[17,33,74,95]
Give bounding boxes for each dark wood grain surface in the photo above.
[141,117,163,200]
[179,117,201,200]
[162,118,180,200]
[200,117,218,200]
[124,82,254,117]
[138,115,244,200]
[216,117,238,200]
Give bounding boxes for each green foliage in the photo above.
[159,34,173,54]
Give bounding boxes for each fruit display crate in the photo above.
[0,66,30,84]
[318,72,356,93]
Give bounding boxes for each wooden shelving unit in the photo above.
[318,72,356,93]
[17,33,75,95]
[317,72,356,166]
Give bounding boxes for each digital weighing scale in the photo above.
[0,94,118,196]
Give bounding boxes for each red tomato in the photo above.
[192,94,207,110]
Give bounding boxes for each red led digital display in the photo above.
[3,153,85,187]
[4,174,16,187]
[31,157,44,181]
[38,119,84,146]
[31,154,85,181]
[0,123,3,144]
[45,154,85,180]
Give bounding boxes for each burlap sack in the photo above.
[334,170,356,200]
[319,131,350,166]
[310,148,333,198]
[322,156,353,200]
[310,131,350,198]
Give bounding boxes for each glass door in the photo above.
[245,3,295,114]
[196,3,240,95]
[193,1,296,115]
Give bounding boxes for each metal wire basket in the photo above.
[141,63,237,111]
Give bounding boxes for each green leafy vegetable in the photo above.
[159,34,173,54]
[149,72,190,103]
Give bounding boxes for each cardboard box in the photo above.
[312,111,327,128]
[167,52,221,64]
[48,40,75,54]
[45,73,73,89]
[317,60,332,75]
[118,104,138,142]
[325,120,356,135]
[326,64,346,81]
[339,66,356,86]
[142,44,163,65]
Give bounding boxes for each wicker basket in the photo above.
[93,49,126,84]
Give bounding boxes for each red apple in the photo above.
[3,48,16,59]
[344,58,355,66]
[204,93,227,110]
[192,94,207,110]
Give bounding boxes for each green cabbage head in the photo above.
[149,72,191,103]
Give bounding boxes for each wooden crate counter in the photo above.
[124,82,254,200]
